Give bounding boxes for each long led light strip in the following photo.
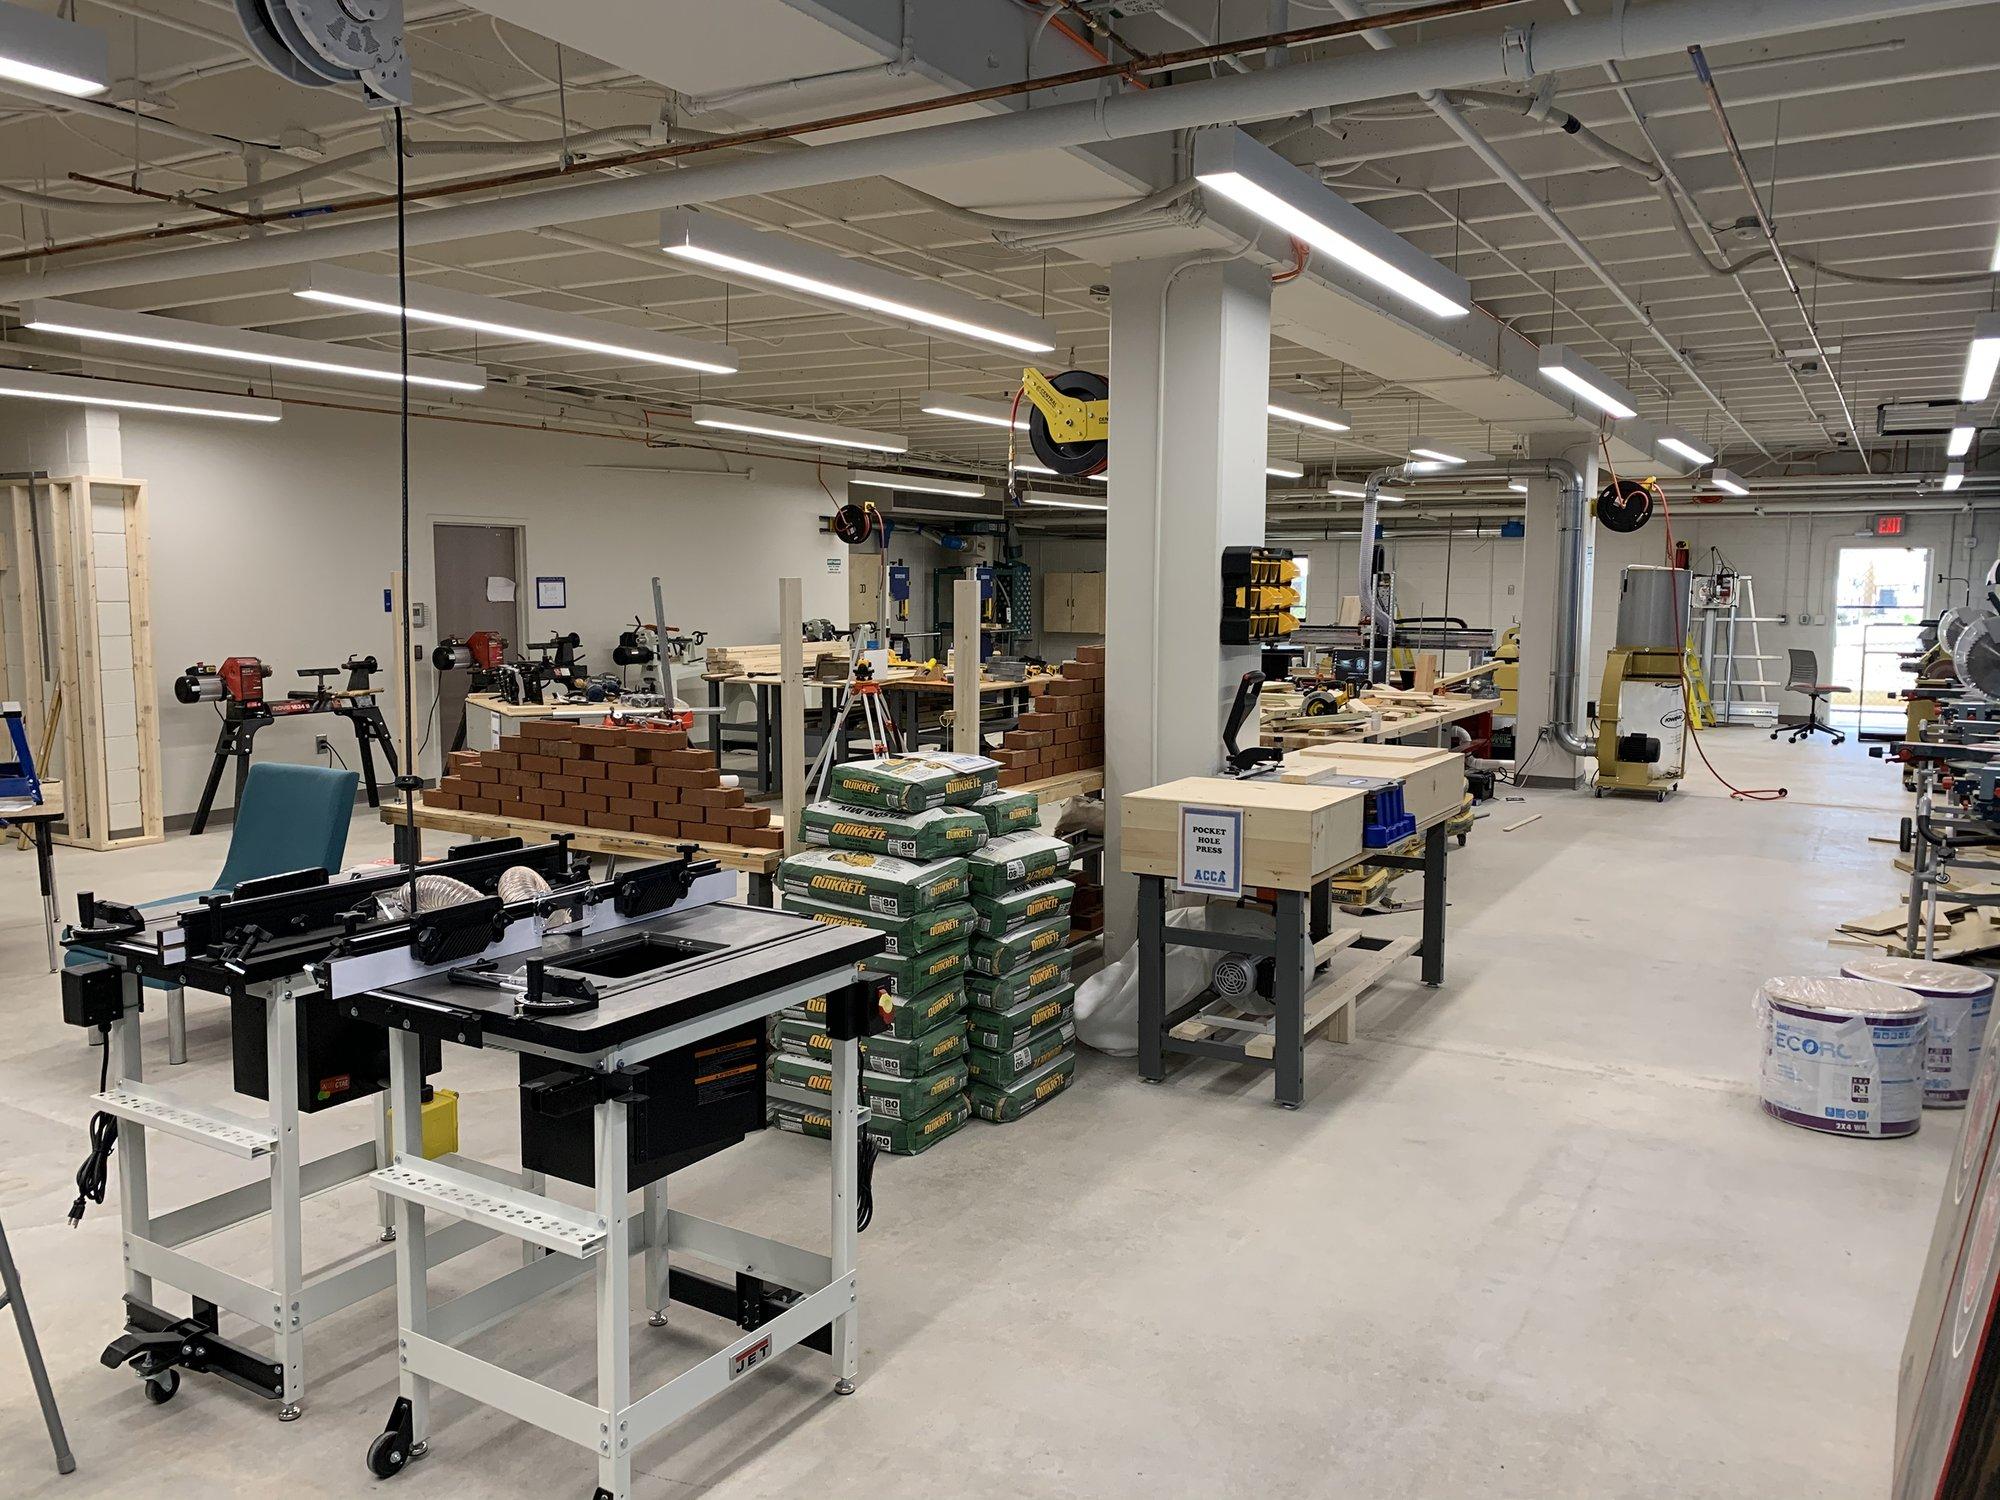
[1267,393,1353,433]
[20,298,485,392]
[1022,494,1107,511]
[0,368,280,422]
[1944,462,1966,493]
[662,210,1056,355]
[849,470,987,499]
[920,390,1027,431]
[690,403,906,453]
[0,0,108,97]
[1408,439,1491,466]
[1266,459,1306,480]
[1538,343,1637,420]
[1656,425,1716,466]
[1706,467,1750,496]
[294,264,737,375]
[1192,128,1470,320]
[1963,312,2000,403]
[1949,425,1976,458]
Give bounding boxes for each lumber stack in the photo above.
[422,720,782,848]
[703,641,849,678]
[991,645,1105,787]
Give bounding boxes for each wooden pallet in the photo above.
[1168,930,1420,1054]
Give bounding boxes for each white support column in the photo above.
[1514,432,1600,789]
[1103,255,1272,951]
[267,986,305,1420]
[595,1095,633,1498]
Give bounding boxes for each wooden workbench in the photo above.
[380,797,783,903]
[1262,691,1495,751]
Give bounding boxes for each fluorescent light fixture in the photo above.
[1022,494,1107,512]
[662,210,1056,355]
[0,367,280,422]
[1089,472,1110,482]
[1327,484,1368,500]
[1407,439,1490,466]
[1012,460,1057,475]
[1962,312,2000,403]
[0,1,108,96]
[1656,426,1716,466]
[1193,127,1471,320]
[1508,480,1529,493]
[1950,425,1977,458]
[690,402,906,453]
[1992,227,2000,275]
[20,297,485,392]
[1944,462,1965,493]
[293,264,736,374]
[920,389,1027,431]
[1267,393,1353,433]
[1405,459,1450,475]
[849,470,987,499]
[1706,467,1750,496]
[1266,459,1306,480]
[1537,343,1638,420]
[1781,343,1841,360]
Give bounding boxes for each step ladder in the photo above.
[1685,638,1717,728]
[0,1215,75,1475]
[1693,574,1779,726]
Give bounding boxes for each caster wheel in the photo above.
[367,1429,410,1479]
[1456,833,1467,847]
[143,1368,179,1405]
[1594,787,1603,798]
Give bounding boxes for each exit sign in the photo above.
[1873,513,1907,536]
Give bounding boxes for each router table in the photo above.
[336,863,885,1499]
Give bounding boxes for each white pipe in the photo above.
[0,0,1974,303]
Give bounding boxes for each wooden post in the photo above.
[953,578,980,756]
[779,578,806,852]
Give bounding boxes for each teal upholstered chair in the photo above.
[70,762,359,1063]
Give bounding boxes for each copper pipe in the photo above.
[66,171,270,227]
[1,0,1527,268]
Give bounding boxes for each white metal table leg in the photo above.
[166,986,187,1066]
[595,1095,633,1498]
[521,1169,546,1266]
[829,1035,860,1394]
[267,988,305,1420]
[643,1179,668,1328]
[374,1093,396,1242]
[388,1030,432,1454]
[114,975,152,1307]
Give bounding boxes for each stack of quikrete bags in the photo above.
[963,827,1080,1123]
[991,646,1105,787]
[767,752,1026,1155]
[424,719,781,847]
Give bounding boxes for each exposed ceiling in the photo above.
[0,0,1995,495]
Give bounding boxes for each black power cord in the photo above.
[855,1129,878,1233]
[68,1033,116,1226]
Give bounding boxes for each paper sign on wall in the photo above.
[535,576,566,609]
[1176,805,1243,897]
[486,576,516,603]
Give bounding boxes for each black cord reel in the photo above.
[1596,475,1659,534]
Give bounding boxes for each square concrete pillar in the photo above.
[1102,256,1272,950]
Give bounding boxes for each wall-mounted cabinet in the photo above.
[1042,570,1105,636]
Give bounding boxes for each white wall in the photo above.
[3,401,856,818]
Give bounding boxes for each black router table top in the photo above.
[344,901,883,1056]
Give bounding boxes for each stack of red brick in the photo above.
[991,645,1105,787]
[422,720,783,848]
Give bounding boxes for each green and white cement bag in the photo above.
[863,1015,969,1078]
[969,915,1070,975]
[864,941,968,996]
[968,948,1073,1010]
[969,1050,1077,1123]
[825,753,999,813]
[969,789,1040,838]
[966,1016,1076,1086]
[769,1095,967,1155]
[965,985,1076,1053]
[781,893,975,955]
[798,801,989,860]
[966,831,1071,895]
[776,848,968,917]
[768,1052,969,1121]
[969,879,1074,937]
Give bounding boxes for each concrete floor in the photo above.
[0,734,1947,1499]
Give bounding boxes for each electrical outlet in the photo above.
[314,735,331,755]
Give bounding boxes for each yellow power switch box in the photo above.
[386,1088,460,1160]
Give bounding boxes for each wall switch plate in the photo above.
[411,602,429,628]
